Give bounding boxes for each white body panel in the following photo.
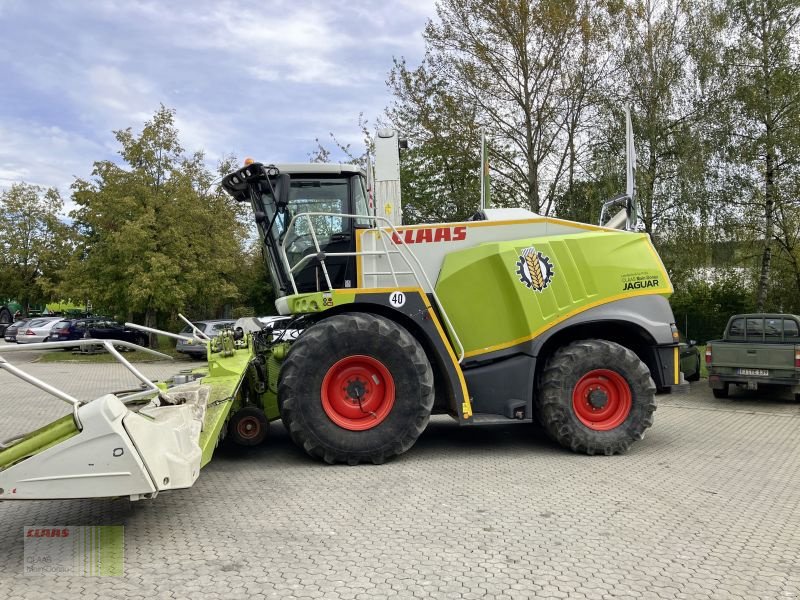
[357,216,608,292]
[0,389,206,501]
[373,129,402,226]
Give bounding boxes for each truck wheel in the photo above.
[537,339,656,455]
[278,313,434,465]
[712,385,729,399]
[228,406,269,446]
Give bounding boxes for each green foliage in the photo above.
[61,106,247,335]
[0,183,73,309]
[670,274,756,343]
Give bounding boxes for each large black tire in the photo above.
[537,339,657,455]
[278,313,434,465]
[712,384,729,399]
[686,356,701,382]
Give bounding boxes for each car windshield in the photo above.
[180,323,208,334]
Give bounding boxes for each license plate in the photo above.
[738,368,769,376]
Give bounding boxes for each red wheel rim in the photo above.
[236,416,262,440]
[572,369,632,431]
[321,355,395,431]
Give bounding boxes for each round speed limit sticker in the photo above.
[389,291,406,308]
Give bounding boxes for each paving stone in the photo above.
[0,357,798,599]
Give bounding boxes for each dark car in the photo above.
[50,318,147,347]
[4,319,31,343]
[49,318,100,344]
[679,336,701,382]
[88,320,148,346]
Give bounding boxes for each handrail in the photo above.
[0,339,173,431]
[279,212,465,362]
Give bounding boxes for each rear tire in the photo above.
[712,384,729,399]
[537,339,657,455]
[278,313,434,465]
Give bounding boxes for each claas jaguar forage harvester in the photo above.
[0,151,685,502]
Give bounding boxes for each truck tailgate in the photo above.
[712,342,797,374]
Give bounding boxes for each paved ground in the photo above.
[0,347,799,599]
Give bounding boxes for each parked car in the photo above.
[176,320,235,359]
[50,318,147,347]
[707,313,800,399]
[49,317,100,344]
[16,317,63,344]
[679,335,701,382]
[4,319,31,343]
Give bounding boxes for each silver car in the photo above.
[175,319,235,359]
[16,317,62,344]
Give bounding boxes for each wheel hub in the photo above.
[587,388,608,409]
[345,378,368,402]
[572,369,632,431]
[321,355,396,431]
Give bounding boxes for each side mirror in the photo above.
[276,173,291,209]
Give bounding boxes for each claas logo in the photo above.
[391,226,467,245]
[25,528,70,538]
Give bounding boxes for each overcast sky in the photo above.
[0,0,435,199]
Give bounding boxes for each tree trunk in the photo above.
[756,150,775,311]
[145,305,158,349]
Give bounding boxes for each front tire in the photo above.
[278,313,434,465]
[537,339,657,455]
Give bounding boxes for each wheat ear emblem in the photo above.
[516,247,554,292]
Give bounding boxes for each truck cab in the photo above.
[707,313,800,399]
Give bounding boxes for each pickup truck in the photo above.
[707,313,800,399]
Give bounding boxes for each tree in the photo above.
[0,183,72,310]
[63,106,247,342]
[722,0,800,310]
[418,0,615,214]
[388,56,483,223]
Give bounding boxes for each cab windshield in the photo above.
[260,175,369,271]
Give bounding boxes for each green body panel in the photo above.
[434,231,671,357]
[285,290,355,314]
[0,414,79,470]
[198,344,255,467]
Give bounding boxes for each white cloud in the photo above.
[0,0,436,197]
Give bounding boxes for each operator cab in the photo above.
[222,162,371,297]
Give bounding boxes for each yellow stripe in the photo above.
[424,304,471,419]
[643,236,673,294]
[334,287,471,419]
[334,286,422,295]
[462,288,673,358]
[383,217,611,233]
[674,346,680,384]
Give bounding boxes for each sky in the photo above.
[0,0,435,203]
